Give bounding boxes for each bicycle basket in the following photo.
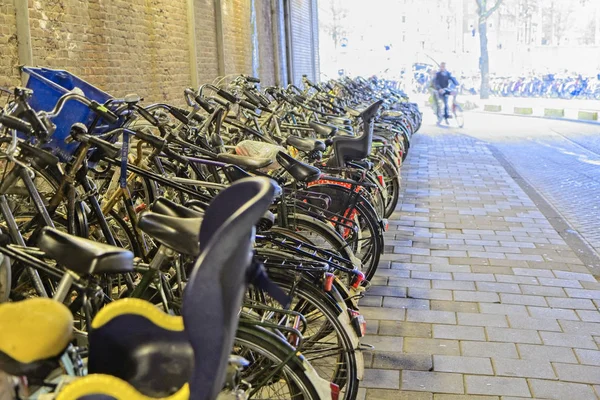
[22,67,120,161]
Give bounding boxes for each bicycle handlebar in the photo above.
[43,93,119,124]
[0,114,35,136]
[183,89,214,114]
[242,75,261,83]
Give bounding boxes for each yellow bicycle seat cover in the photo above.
[0,298,73,363]
[56,374,189,400]
[91,298,183,331]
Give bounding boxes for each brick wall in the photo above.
[194,0,219,84]
[221,0,252,76]
[27,0,190,103]
[0,0,19,87]
[0,0,320,102]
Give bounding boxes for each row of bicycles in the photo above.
[0,68,420,399]
[413,67,600,100]
[489,74,600,99]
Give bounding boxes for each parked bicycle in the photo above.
[0,66,421,399]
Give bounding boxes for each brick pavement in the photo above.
[358,131,600,399]
[493,136,600,256]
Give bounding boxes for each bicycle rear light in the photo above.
[324,272,335,292]
[330,382,340,400]
[349,309,366,337]
[351,270,365,288]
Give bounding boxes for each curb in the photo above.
[479,104,600,125]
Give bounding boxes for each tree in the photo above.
[475,0,503,99]
[320,0,349,50]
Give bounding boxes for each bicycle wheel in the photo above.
[305,184,383,280]
[234,323,324,399]
[246,270,360,400]
[275,213,358,264]
[363,170,386,219]
[453,104,464,128]
[372,153,400,218]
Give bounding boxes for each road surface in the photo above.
[424,110,600,260]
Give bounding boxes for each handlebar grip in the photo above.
[133,129,166,149]
[243,90,261,107]
[0,114,34,135]
[216,89,238,103]
[137,106,159,126]
[212,96,229,107]
[87,136,121,159]
[163,146,188,164]
[246,76,261,83]
[303,75,317,88]
[239,99,257,111]
[89,101,119,124]
[194,95,214,113]
[168,106,190,124]
[256,93,271,108]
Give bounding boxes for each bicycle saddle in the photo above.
[75,177,275,400]
[37,227,134,275]
[381,110,405,118]
[276,151,321,183]
[325,116,351,126]
[157,197,274,235]
[216,153,272,171]
[0,298,73,378]
[19,142,60,167]
[349,159,374,170]
[346,101,383,120]
[309,120,338,137]
[137,212,203,257]
[57,374,188,400]
[184,199,208,214]
[56,373,189,400]
[87,298,193,398]
[285,135,326,152]
[151,197,204,219]
[373,128,395,141]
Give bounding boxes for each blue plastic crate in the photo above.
[22,67,118,161]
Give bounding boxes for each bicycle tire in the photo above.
[235,323,324,400]
[372,153,400,218]
[363,169,386,219]
[304,184,383,280]
[247,270,360,400]
[275,213,358,264]
[353,199,383,281]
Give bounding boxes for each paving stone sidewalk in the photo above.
[358,131,600,399]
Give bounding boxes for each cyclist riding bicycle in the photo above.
[434,62,459,123]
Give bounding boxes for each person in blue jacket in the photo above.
[434,62,459,122]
